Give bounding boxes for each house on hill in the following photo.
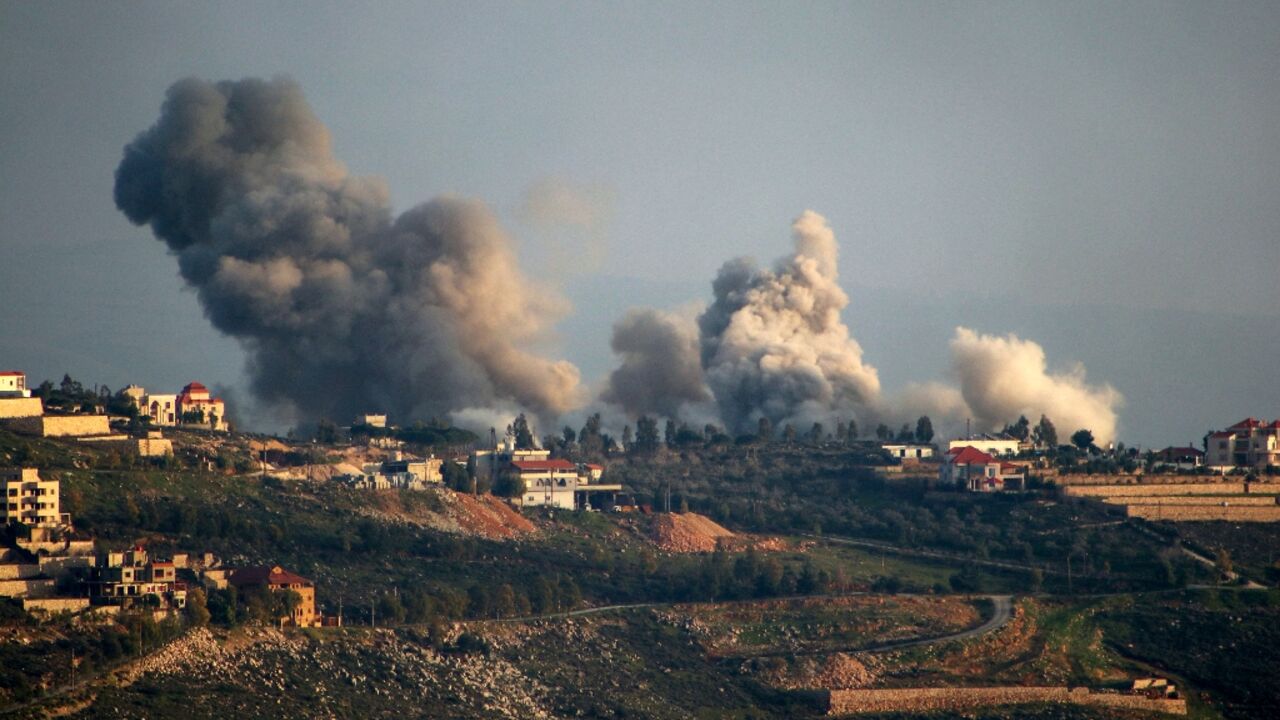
[228,565,319,627]
[1205,418,1280,470]
[507,459,622,510]
[940,446,1025,492]
[948,434,1021,456]
[1153,446,1204,471]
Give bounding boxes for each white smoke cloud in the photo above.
[947,327,1123,443]
[518,177,614,275]
[601,306,710,419]
[697,210,883,433]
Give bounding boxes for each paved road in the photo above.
[865,594,1012,653]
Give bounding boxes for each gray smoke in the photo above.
[696,210,882,433]
[115,77,581,424]
[601,307,710,418]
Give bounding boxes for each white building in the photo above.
[881,443,935,460]
[1,468,70,528]
[948,435,1021,457]
[355,413,387,428]
[141,393,178,426]
[1205,418,1280,470]
[0,371,31,398]
[509,459,622,510]
[939,447,1025,492]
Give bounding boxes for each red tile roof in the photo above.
[947,446,997,465]
[0,371,24,376]
[228,565,313,588]
[1209,431,1234,439]
[510,459,577,472]
[1229,418,1262,430]
[585,463,604,470]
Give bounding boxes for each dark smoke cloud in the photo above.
[601,307,709,418]
[115,77,581,424]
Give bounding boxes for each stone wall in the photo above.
[0,563,40,580]
[1103,495,1277,506]
[5,414,111,437]
[827,686,1185,716]
[1065,482,1251,497]
[0,578,54,598]
[136,437,174,457]
[22,597,89,615]
[0,397,43,418]
[1055,474,1238,486]
[1125,505,1280,522]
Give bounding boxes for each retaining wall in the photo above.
[5,414,111,437]
[1125,505,1280,522]
[827,687,1185,716]
[0,578,54,598]
[1102,495,1277,506]
[0,397,43,418]
[22,597,89,615]
[1054,474,1230,486]
[0,563,41,580]
[1064,483,1256,497]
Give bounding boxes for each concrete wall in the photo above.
[1103,495,1276,506]
[1125,505,1280,522]
[0,397,43,418]
[136,438,173,457]
[827,687,1185,716]
[5,414,111,437]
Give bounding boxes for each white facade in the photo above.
[948,437,1020,456]
[0,371,30,398]
[144,393,178,426]
[1205,419,1280,470]
[882,443,935,459]
[355,413,387,428]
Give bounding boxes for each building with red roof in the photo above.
[940,446,1026,492]
[1205,418,1280,470]
[228,564,318,627]
[0,371,31,398]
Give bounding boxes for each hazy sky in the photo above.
[2,1,1278,445]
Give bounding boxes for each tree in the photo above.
[875,423,891,441]
[845,419,858,444]
[511,413,535,449]
[1003,415,1031,441]
[634,415,661,453]
[621,424,633,449]
[897,423,913,441]
[185,588,211,627]
[757,417,773,443]
[665,419,677,447]
[1071,429,1095,452]
[1034,415,1058,449]
[807,422,823,444]
[915,416,934,443]
[493,472,526,499]
[783,424,796,443]
[561,426,576,447]
[579,413,603,455]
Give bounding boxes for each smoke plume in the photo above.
[602,307,709,418]
[947,327,1122,444]
[696,210,882,433]
[114,77,581,424]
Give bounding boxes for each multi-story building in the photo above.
[228,565,319,627]
[939,446,1025,492]
[176,382,227,430]
[508,459,622,510]
[0,371,31,398]
[1205,418,1280,470]
[86,546,187,609]
[0,467,69,528]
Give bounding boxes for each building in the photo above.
[355,413,387,428]
[1205,418,1280,470]
[176,382,228,431]
[1153,446,1204,470]
[881,443,935,460]
[336,454,443,490]
[228,565,319,627]
[471,434,553,484]
[0,371,31,398]
[141,392,178,426]
[948,434,1021,457]
[939,446,1026,492]
[1,468,69,528]
[508,459,622,510]
[86,546,187,610]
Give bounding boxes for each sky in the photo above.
[1,1,1277,446]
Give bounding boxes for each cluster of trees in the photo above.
[31,374,139,417]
